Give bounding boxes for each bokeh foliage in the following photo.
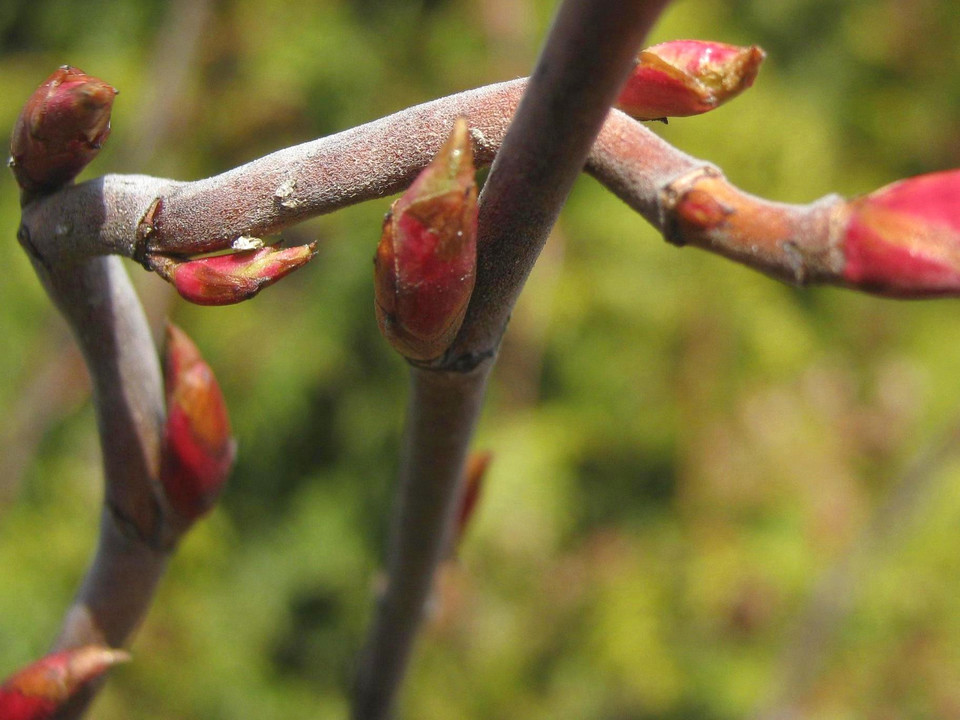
[2,0,960,718]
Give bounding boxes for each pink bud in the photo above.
[9,66,117,195]
[161,323,236,521]
[616,40,765,120]
[374,117,478,361]
[150,242,318,306]
[0,646,129,720]
[841,170,960,297]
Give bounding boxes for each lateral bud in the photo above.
[616,40,765,121]
[0,646,129,720]
[374,117,478,361]
[149,242,318,306]
[449,450,492,559]
[161,323,236,521]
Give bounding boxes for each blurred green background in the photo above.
[2,0,960,718]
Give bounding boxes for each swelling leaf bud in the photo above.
[161,323,236,521]
[841,170,960,297]
[150,242,318,306]
[9,66,117,196]
[374,117,478,361]
[616,40,765,120]
[0,646,129,720]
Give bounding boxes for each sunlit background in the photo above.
[2,1,960,718]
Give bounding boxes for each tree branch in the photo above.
[19,85,849,300]
[445,0,674,365]
[352,1,671,718]
[14,31,885,720]
[17,253,170,719]
[352,366,489,719]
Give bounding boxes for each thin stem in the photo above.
[18,252,171,720]
[352,2,670,718]
[352,366,490,720]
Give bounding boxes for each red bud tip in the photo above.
[374,117,478,361]
[161,323,236,521]
[841,170,960,297]
[150,242,318,306]
[9,66,117,196]
[616,40,765,120]
[0,646,129,720]
[452,450,492,555]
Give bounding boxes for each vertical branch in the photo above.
[449,0,674,361]
[353,367,489,720]
[24,252,170,720]
[353,1,672,718]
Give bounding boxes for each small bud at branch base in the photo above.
[841,170,960,297]
[451,450,492,557]
[616,40,765,121]
[0,646,129,720]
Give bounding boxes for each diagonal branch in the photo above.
[351,1,672,719]
[351,366,490,720]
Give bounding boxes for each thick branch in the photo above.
[22,253,168,544]
[19,85,848,303]
[20,80,528,263]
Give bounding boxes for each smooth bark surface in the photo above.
[352,1,672,718]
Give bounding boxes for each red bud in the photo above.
[0,646,129,720]
[841,170,960,297]
[150,242,318,306]
[9,66,117,195]
[451,451,492,557]
[374,117,478,361]
[161,323,236,521]
[616,40,765,120]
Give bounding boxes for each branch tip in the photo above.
[10,66,117,199]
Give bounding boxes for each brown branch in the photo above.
[17,252,170,719]
[352,1,671,718]
[18,80,526,263]
[19,88,849,300]
[445,0,674,365]
[352,366,490,719]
